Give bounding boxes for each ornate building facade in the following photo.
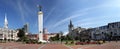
[67,20,120,41]
[91,22,120,40]
[0,14,19,41]
[68,20,86,40]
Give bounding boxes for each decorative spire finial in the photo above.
[37,5,42,11]
[70,19,72,25]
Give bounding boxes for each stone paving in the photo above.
[40,44,70,49]
[0,41,120,49]
[0,42,43,49]
[70,41,120,49]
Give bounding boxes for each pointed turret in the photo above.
[4,13,8,29]
[69,20,73,28]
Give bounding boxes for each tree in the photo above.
[75,36,79,40]
[55,33,60,40]
[59,31,63,44]
[49,33,60,41]
[66,35,72,40]
[17,28,25,41]
[61,36,66,41]
[49,37,55,41]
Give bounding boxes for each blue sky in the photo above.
[0,0,120,34]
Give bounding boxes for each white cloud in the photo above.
[72,0,120,28]
[72,0,120,15]
[17,1,25,23]
[17,0,35,23]
[63,31,68,36]
[75,15,120,28]
[51,12,87,29]
[44,7,56,23]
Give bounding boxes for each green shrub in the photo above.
[65,41,68,44]
[71,40,74,44]
[37,42,42,44]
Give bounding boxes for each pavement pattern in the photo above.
[70,41,120,49]
[0,41,120,49]
[40,44,70,49]
[0,42,43,49]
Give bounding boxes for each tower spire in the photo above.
[69,19,73,28]
[70,20,72,25]
[4,13,8,29]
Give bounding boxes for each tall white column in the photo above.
[38,11,43,42]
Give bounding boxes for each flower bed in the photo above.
[75,41,98,45]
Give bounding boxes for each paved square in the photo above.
[0,41,120,49]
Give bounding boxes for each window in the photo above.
[114,33,117,35]
[11,35,13,38]
[110,32,113,35]
[0,34,3,36]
